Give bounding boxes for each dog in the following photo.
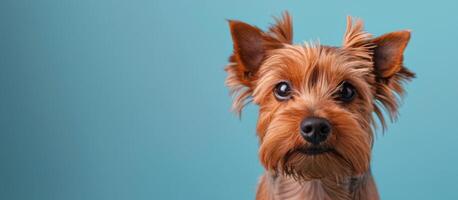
[225,12,414,200]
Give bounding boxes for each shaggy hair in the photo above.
[225,12,414,200]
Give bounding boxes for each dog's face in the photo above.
[226,13,414,180]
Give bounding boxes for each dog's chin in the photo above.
[295,146,334,156]
[281,146,353,180]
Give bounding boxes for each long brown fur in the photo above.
[225,12,414,200]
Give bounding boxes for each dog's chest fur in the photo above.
[269,176,330,200]
[260,171,380,200]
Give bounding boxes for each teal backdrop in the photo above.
[1,0,457,199]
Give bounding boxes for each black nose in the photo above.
[300,117,331,145]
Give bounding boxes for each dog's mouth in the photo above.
[295,146,334,156]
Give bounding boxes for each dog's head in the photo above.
[225,12,414,180]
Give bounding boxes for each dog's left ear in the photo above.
[343,18,412,80]
[372,31,412,79]
[342,17,415,126]
[370,31,415,124]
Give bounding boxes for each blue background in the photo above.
[1,0,457,199]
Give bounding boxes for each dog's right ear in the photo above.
[226,20,267,114]
[228,20,267,85]
[226,13,292,114]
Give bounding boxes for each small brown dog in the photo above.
[225,12,414,200]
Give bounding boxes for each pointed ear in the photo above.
[225,13,293,114]
[371,31,415,126]
[372,31,412,79]
[226,20,268,114]
[228,20,267,78]
[227,13,292,86]
[342,17,415,127]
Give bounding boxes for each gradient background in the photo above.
[1,0,457,199]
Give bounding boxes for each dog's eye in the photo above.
[274,81,292,101]
[336,81,356,102]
